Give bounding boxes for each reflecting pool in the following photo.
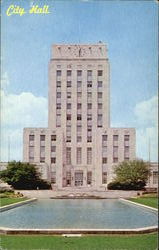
[0,199,157,229]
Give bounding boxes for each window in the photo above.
[77,114,82,120]
[98,92,102,98]
[87,70,92,76]
[124,146,129,153]
[76,147,82,164]
[29,135,34,141]
[51,135,56,141]
[56,114,61,127]
[56,81,61,87]
[87,136,92,142]
[77,103,82,109]
[87,147,92,164]
[40,135,45,141]
[40,157,45,163]
[75,171,83,186]
[57,92,61,98]
[51,157,56,164]
[98,114,102,127]
[98,70,103,76]
[56,103,61,109]
[87,103,92,109]
[87,172,92,185]
[29,146,34,161]
[102,146,107,153]
[98,114,102,121]
[113,135,118,141]
[40,146,45,155]
[87,126,92,132]
[77,70,82,76]
[67,92,71,99]
[124,135,130,141]
[66,147,71,165]
[67,103,71,109]
[51,146,56,152]
[77,81,82,88]
[67,70,71,76]
[102,135,107,141]
[67,81,71,87]
[77,125,82,132]
[66,125,71,133]
[102,157,107,164]
[98,81,102,87]
[51,172,56,184]
[77,136,82,142]
[87,114,92,121]
[98,103,102,109]
[153,171,158,184]
[102,172,107,184]
[87,82,92,87]
[113,146,118,153]
[87,92,92,98]
[66,136,71,142]
[66,172,71,185]
[77,92,82,98]
[56,70,61,76]
[113,157,118,163]
[87,70,92,81]
[67,114,71,120]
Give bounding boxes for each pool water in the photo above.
[0,199,157,229]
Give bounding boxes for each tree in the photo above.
[107,159,150,190]
[0,161,51,190]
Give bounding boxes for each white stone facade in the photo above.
[23,43,136,190]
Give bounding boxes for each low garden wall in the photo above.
[16,190,140,199]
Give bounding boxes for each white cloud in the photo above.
[134,95,158,127]
[1,90,48,161]
[134,95,158,161]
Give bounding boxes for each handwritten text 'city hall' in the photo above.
[6,5,50,16]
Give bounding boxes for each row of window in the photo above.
[56,91,103,99]
[102,157,129,164]
[56,70,103,77]
[102,134,130,141]
[57,81,103,88]
[29,134,56,141]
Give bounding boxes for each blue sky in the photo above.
[1,0,158,162]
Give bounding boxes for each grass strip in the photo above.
[129,197,158,209]
[0,197,28,207]
[0,233,158,250]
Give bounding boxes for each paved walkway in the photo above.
[17,190,139,198]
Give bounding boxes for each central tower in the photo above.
[48,44,110,130]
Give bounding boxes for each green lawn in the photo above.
[0,233,158,250]
[0,197,28,207]
[129,195,158,209]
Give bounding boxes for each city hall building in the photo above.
[23,43,136,190]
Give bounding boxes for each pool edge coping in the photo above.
[0,198,37,212]
[119,198,158,211]
[0,226,158,235]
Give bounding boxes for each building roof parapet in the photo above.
[51,44,108,59]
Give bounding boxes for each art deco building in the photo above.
[23,43,136,190]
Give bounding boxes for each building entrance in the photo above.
[75,171,83,186]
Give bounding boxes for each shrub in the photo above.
[107,180,146,190]
[0,161,51,190]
